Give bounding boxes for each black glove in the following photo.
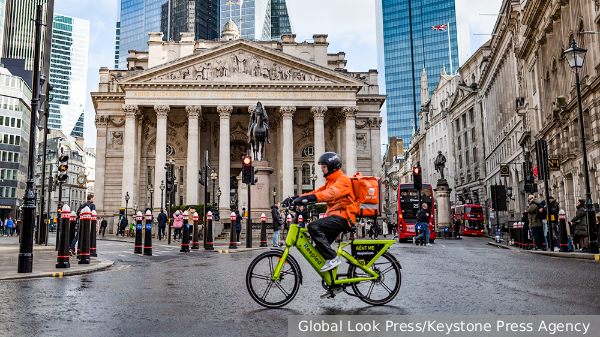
[282,196,298,207]
[293,194,317,205]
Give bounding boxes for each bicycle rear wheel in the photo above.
[348,252,401,305]
[246,250,301,308]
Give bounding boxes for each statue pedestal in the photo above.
[434,179,452,237]
[237,160,274,230]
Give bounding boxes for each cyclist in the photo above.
[284,152,358,273]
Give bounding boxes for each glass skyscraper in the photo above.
[270,0,292,40]
[48,14,89,139]
[118,0,219,69]
[219,0,270,40]
[376,0,469,144]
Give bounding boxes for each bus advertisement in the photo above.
[396,183,436,243]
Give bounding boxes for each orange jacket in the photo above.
[301,169,358,225]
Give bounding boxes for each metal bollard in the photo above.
[79,206,92,264]
[286,214,292,244]
[260,213,267,247]
[90,210,98,257]
[229,212,237,249]
[144,210,153,256]
[205,211,214,250]
[56,205,71,268]
[192,212,200,250]
[181,211,190,252]
[134,211,143,254]
[298,215,304,228]
[559,209,569,252]
[70,211,77,256]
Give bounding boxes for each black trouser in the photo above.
[307,215,349,260]
[236,229,241,242]
[100,226,106,237]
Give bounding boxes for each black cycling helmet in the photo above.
[318,152,342,177]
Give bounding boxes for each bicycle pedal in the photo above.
[320,287,344,299]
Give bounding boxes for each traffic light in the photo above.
[57,154,69,183]
[252,167,258,185]
[198,168,205,185]
[413,166,422,190]
[242,156,252,184]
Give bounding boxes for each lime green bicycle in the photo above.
[246,205,401,308]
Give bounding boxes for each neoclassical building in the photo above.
[92,27,384,231]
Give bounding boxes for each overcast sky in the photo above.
[54,0,503,149]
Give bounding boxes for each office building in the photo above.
[270,0,292,40]
[219,0,270,40]
[376,0,469,144]
[48,14,89,138]
[115,0,121,69]
[161,0,219,43]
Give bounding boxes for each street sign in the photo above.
[548,159,560,171]
[490,212,495,219]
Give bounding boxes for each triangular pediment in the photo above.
[119,39,365,86]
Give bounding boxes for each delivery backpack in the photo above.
[350,172,381,217]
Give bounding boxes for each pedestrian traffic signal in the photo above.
[413,166,422,190]
[242,156,252,184]
[57,154,69,182]
[252,167,258,185]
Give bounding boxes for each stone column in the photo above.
[370,117,382,177]
[186,105,202,205]
[218,105,233,228]
[343,106,358,176]
[278,106,296,198]
[296,167,302,195]
[434,181,452,234]
[153,105,169,210]
[94,116,108,218]
[312,106,327,187]
[122,105,138,211]
[136,114,143,206]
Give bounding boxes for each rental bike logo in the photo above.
[303,244,323,265]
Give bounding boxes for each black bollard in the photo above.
[191,212,199,250]
[205,211,214,250]
[134,211,143,254]
[56,205,71,268]
[180,211,190,252]
[559,210,569,252]
[260,213,267,247]
[90,210,98,257]
[229,212,237,249]
[144,210,153,256]
[78,206,92,264]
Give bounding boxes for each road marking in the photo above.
[51,272,63,278]
[595,254,599,261]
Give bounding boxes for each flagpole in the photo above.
[447,21,453,74]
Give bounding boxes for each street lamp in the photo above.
[160,180,165,211]
[148,184,154,210]
[210,170,217,211]
[125,192,130,232]
[564,38,598,253]
[217,187,221,208]
[272,187,277,205]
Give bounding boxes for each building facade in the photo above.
[270,0,293,40]
[161,0,219,43]
[219,0,270,41]
[93,31,384,232]
[376,0,470,144]
[0,67,31,220]
[49,14,90,139]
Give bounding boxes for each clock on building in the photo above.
[77,174,87,187]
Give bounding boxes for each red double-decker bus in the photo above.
[452,204,485,236]
[396,183,436,243]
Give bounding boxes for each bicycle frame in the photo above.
[272,223,395,286]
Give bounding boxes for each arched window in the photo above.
[302,163,310,185]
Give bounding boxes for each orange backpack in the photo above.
[350,172,381,217]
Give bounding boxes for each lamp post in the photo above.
[217,188,221,211]
[160,180,165,211]
[211,169,217,211]
[125,192,130,224]
[272,188,276,205]
[148,184,154,211]
[564,38,598,253]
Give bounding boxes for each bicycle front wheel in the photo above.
[348,252,401,305]
[246,250,301,308]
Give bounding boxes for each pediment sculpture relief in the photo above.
[151,51,324,82]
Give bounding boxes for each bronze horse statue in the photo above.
[247,102,271,161]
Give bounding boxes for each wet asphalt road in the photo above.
[1,236,599,337]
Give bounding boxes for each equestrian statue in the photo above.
[247,102,271,161]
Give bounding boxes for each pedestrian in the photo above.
[547,196,560,250]
[569,199,589,253]
[235,209,242,243]
[119,216,127,237]
[6,217,14,236]
[70,194,96,256]
[271,202,283,247]
[0,218,4,236]
[386,220,393,238]
[527,195,545,250]
[372,219,380,239]
[172,210,183,242]
[157,209,167,241]
[366,220,372,239]
[454,217,461,238]
[414,203,432,246]
[15,219,20,237]
[295,205,308,228]
[100,217,108,237]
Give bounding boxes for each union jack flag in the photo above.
[237,0,243,6]
[431,24,447,31]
